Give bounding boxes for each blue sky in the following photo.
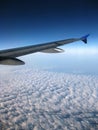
[0,0,98,47]
[0,0,98,74]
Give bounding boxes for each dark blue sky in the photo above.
[0,0,98,48]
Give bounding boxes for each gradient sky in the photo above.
[0,0,98,74]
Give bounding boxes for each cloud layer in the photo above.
[0,67,98,130]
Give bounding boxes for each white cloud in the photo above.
[0,67,98,129]
[65,46,98,55]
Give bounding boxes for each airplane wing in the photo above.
[0,34,89,65]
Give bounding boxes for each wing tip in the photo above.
[81,34,90,44]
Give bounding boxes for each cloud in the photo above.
[0,67,98,129]
[65,46,98,55]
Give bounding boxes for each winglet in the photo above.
[80,34,90,44]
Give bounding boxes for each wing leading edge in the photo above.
[0,34,89,65]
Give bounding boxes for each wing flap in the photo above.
[41,48,64,53]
